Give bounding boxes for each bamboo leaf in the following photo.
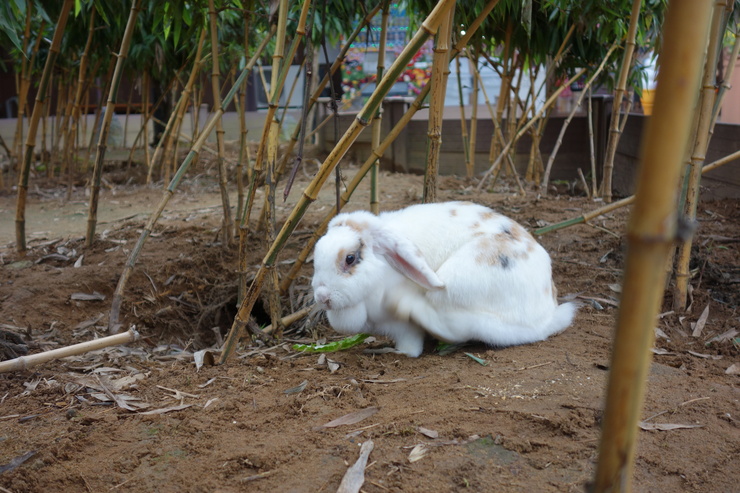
[321,407,379,428]
[292,334,370,353]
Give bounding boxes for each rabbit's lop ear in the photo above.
[372,228,444,290]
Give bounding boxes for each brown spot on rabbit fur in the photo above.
[336,247,362,275]
[449,208,458,217]
[476,231,531,267]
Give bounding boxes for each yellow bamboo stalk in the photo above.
[541,43,619,191]
[476,68,587,191]
[219,0,458,364]
[274,2,383,177]
[86,0,143,248]
[15,0,73,253]
[672,0,728,312]
[0,328,140,373]
[370,0,390,214]
[65,7,96,176]
[423,1,455,203]
[235,1,252,227]
[207,0,234,246]
[592,1,713,491]
[149,30,206,185]
[13,3,34,162]
[455,56,470,176]
[467,48,479,178]
[601,0,643,203]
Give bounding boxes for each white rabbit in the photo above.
[311,201,577,357]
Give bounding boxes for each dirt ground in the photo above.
[0,152,738,493]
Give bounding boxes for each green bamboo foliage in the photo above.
[601,0,643,203]
[108,27,277,332]
[423,2,455,203]
[207,0,234,246]
[592,1,713,490]
[15,0,73,253]
[370,0,390,214]
[86,0,143,248]
[672,0,728,311]
[219,0,458,363]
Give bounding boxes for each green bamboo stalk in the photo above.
[108,26,277,332]
[672,0,728,312]
[592,2,713,490]
[86,0,143,248]
[14,0,73,253]
[541,43,618,191]
[65,7,96,174]
[601,0,643,203]
[219,0,458,363]
[370,0,390,214]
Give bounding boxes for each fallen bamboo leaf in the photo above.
[418,427,439,439]
[292,334,370,353]
[725,363,740,375]
[74,255,84,268]
[336,440,374,493]
[651,348,676,356]
[607,283,622,293]
[70,292,106,301]
[327,359,340,373]
[464,353,488,366]
[203,398,219,409]
[321,407,379,428]
[74,314,105,331]
[198,377,218,388]
[408,444,429,463]
[638,422,703,431]
[687,350,722,360]
[705,328,739,345]
[692,303,710,337]
[284,380,308,395]
[138,403,192,415]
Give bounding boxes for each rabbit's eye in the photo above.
[345,254,356,266]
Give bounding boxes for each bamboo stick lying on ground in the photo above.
[0,327,140,373]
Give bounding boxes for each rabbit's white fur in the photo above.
[312,201,577,357]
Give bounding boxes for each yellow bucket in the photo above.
[640,89,655,115]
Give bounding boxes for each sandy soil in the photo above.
[0,155,738,493]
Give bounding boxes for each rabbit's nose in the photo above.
[314,286,332,309]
